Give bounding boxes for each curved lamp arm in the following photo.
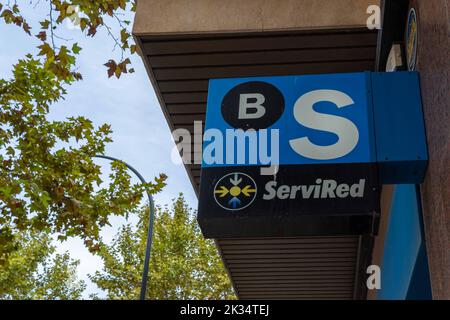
[94,155,155,300]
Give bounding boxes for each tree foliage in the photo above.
[0,230,86,300]
[90,195,236,300]
[0,1,229,301]
[0,0,158,265]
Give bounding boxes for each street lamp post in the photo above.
[94,155,155,300]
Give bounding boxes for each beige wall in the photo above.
[134,0,380,35]
[410,0,450,300]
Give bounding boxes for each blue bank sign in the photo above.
[197,72,427,239]
[203,72,375,167]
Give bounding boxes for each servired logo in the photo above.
[213,172,366,211]
[213,172,257,211]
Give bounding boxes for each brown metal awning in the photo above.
[217,236,372,300]
[134,27,378,299]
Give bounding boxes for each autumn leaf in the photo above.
[104,59,117,78]
[120,28,128,43]
[87,25,97,37]
[22,22,31,35]
[37,31,47,41]
[40,20,50,30]
[37,43,54,58]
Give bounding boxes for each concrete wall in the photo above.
[410,0,450,300]
[134,0,379,35]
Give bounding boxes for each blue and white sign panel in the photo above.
[197,72,427,239]
[203,72,376,167]
[198,72,381,238]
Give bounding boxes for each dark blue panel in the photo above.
[406,242,432,300]
[371,72,428,184]
[377,185,431,300]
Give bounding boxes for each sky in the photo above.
[0,2,198,298]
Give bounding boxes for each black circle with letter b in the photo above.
[221,81,285,130]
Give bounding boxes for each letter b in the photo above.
[221,81,284,130]
[239,93,266,119]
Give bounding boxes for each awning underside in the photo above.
[136,27,378,300]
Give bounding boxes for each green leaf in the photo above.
[37,42,54,58]
[40,20,50,30]
[71,43,82,55]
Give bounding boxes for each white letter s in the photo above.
[289,90,359,160]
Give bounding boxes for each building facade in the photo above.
[133,0,449,299]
